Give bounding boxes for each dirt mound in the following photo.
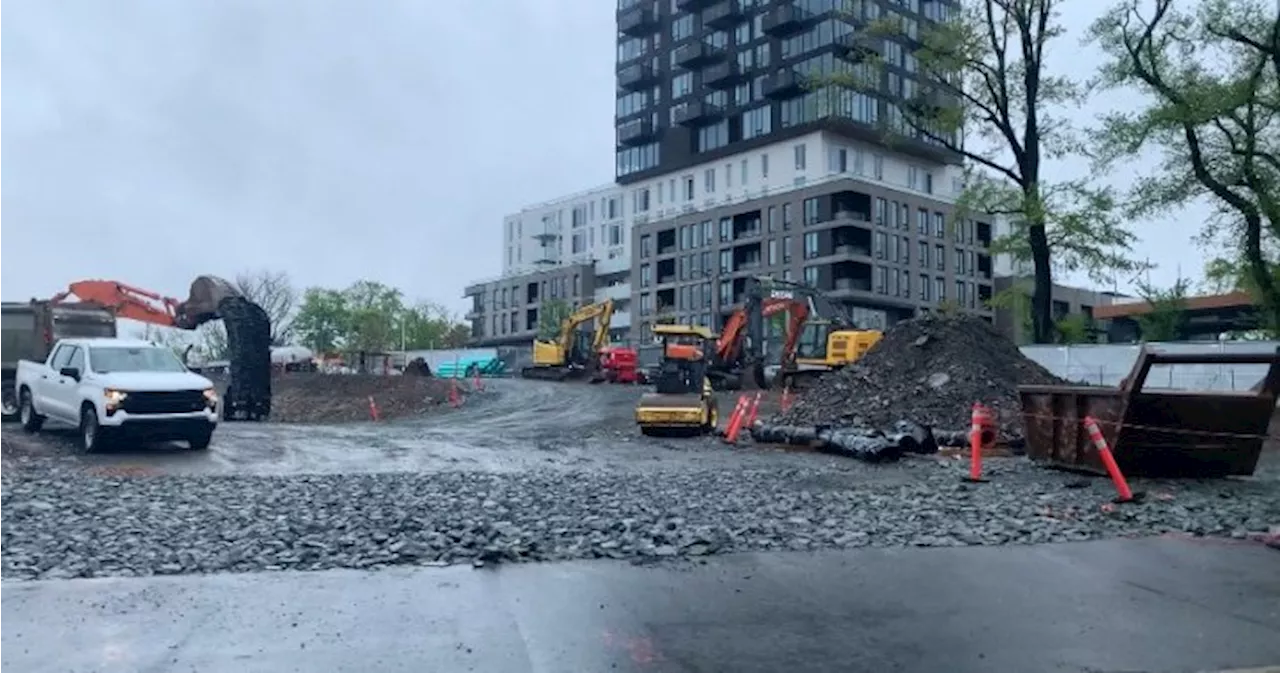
[773,314,1068,440]
[204,372,461,424]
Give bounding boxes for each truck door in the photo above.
[42,345,78,421]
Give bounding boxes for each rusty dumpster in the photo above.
[1018,347,1280,478]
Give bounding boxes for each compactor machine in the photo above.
[634,324,719,436]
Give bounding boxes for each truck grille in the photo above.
[120,390,207,414]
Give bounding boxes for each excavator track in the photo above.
[218,296,273,421]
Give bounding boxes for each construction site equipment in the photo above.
[598,346,640,384]
[1018,347,1280,478]
[635,324,719,436]
[711,276,883,391]
[522,299,615,381]
[1,301,118,420]
[41,278,272,421]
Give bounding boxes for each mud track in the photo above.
[3,380,842,476]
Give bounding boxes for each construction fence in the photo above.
[1020,341,1280,391]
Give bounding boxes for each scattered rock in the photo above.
[773,314,1070,440]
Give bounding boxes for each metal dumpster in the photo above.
[1018,347,1280,478]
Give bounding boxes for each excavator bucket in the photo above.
[175,275,242,329]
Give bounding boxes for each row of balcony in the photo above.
[618,1,814,38]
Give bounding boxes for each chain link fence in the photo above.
[1020,342,1280,391]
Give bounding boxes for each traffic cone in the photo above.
[722,395,750,444]
[368,396,380,421]
[448,379,462,408]
[1084,416,1138,503]
[964,402,993,483]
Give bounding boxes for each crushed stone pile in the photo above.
[771,314,1069,441]
[206,372,463,423]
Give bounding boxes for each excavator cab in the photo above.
[635,324,719,437]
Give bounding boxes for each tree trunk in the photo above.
[1242,213,1280,333]
[1028,221,1054,343]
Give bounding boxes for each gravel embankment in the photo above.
[4,458,1278,580]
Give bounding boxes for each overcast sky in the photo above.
[2,0,1207,316]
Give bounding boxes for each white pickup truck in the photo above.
[15,338,220,452]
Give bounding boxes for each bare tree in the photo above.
[234,270,298,345]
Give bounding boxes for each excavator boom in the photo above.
[523,298,615,381]
[51,276,245,330]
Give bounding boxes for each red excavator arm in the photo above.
[51,281,183,327]
[715,297,808,366]
[50,276,242,330]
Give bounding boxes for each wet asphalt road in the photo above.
[4,536,1278,673]
[3,379,839,475]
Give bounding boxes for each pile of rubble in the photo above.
[220,373,464,424]
[772,314,1067,442]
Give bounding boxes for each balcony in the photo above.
[596,282,632,303]
[762,68,804,99]
[906,88,957,115]
[618,62,657,91]
[618,5,659,36]
[617,118,657,146]
[762,5,808,37]
[674,41,724,68]
[836,33,879,62]
[676,0,717,10]
[673,101,723,126]
[703,0,743,29]
[703,61,743,89]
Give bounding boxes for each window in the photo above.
[875,266,888,293]
[719,217,732,241]
[671,72,693,99]
[782,235,792,263]
[933,212,946,238]
[742,106,772,140]
[935,278,946,302]
[828,147,848,173]
[919,274,930,301]
[640,264,651,287]
[719,280,732,305]
[887,201,898,228]
[918,241,929,267]
[640,234,652,258]
[678,256,687,280]
[740,159,748,185]
[688,224,700,249]
[924,172,934,194]
[908,166,921,190]
[701,251,711,276]
[804,232,820,259]
[767,206,777,232]
[683,176,695,201]
[794,143,807,170]
[632,188,650,212]
[782,203,793,229]
[680,225,691,250]
[873,232,887,259]
[768,239,778,265]
[803,198,820,226]
[725,163,733,188]
[704,169,716,193]
[700,220,712,244]
[900,236,910,264]
[935,244,945,271]
[803,266,819,286]
[610,224,622,246]
[874,198,886,225]
[917,208,929,234]
[873,154,884,179]
[900,203,909,230]
[956,280,966,306]
[955,248,965,274]
[761,153,770,178]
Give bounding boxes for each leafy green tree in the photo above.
[1089,0,1280,330]
[537,299,572,340]
[293,288,349,353]
[440,323,471,348]
[1134,277,1191,342]
[400,302,464,349]
[1054,313,1092,344]
[824,0,1142,342]
[342,281,405,352]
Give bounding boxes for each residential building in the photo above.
[615,0,963,183]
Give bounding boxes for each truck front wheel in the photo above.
[187,425,215,450]
[19,389,44,433]
[79,405,106,453]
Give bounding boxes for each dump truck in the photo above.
[2,301,118,421]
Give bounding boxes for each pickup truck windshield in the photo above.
[90,347,187,373]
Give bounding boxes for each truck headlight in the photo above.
[104,389,128,408]
[202,388,219,408]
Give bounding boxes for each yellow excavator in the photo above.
[521,299,615,381]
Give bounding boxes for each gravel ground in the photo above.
[4,455,1278,581]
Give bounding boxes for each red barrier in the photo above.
[368,396,380,421]
[1084,415,1136,503]
[448,379,462,408]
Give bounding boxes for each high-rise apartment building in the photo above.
[464,0,1000,347]
[615,0,963,183]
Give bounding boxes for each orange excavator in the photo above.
[46,277,273,421]
[707,294,809,390]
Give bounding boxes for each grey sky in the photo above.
[2,0,1207,318]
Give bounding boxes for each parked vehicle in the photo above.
[14,338,220,452]
[1,301,117,421]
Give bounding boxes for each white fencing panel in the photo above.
[1019,342,1280,391]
